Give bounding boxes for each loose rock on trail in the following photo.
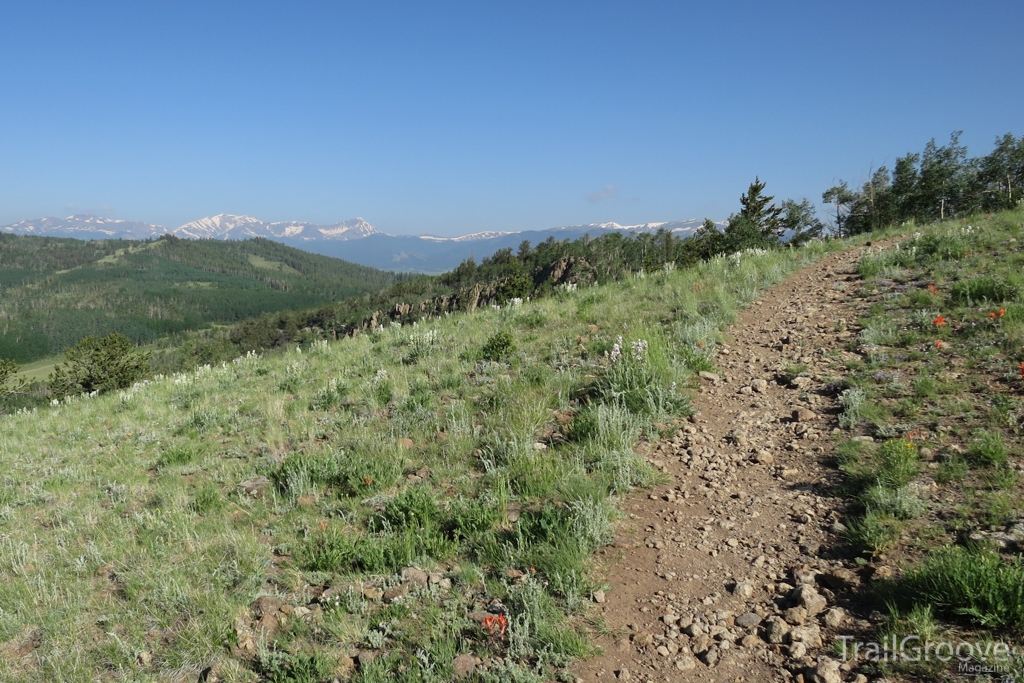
[573,246,878,683]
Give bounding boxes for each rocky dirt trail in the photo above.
[573,246,880,683]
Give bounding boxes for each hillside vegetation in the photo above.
[0,239,843,682]
[0,234,401,363]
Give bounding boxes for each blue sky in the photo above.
[1,1,1021,236]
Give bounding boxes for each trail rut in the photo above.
[573,245,878,683]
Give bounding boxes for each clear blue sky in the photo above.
[1,1,1021,236]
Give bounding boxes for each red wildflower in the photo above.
[935,340,947,349]
[364,477,373,484]
[999,308,1006,317]
[1019,362,1024,377]
[989,312,997,319]
[933,316,947,327]
[482,614,508,636]
[928,284,938,295]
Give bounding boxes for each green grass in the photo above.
[0,238,844,682]
[837,207,1024,668]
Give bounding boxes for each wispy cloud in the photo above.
[585,184,618,203]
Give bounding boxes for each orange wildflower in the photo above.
[999,308,1006,317]
[319,520,328,531]
[990,312,997,319]
[928,284,938,295]
[364,477,373,484]
[1019,361,1024,377]
[935,340,947,349]
[482,614,508,636]
[933,316,947,327]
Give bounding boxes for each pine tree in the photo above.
[738,177,784,239]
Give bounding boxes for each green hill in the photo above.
[0,234,401,363]
[0,230,853,682]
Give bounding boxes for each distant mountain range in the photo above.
[1,213,719,273]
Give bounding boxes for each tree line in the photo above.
[823,131,1024,236]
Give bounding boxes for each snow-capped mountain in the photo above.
[1,215,166,240]
[1,214,719,273]
[173,214,379,242]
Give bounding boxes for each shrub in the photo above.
[838,388,866,429]
[888,546,1024,629]
[481,330,516,361]
[309,378,348,411]
[846,509,901,556]
[967,430,1008,467]
[258,650,335,683]
[877,439,919,488]
[950,276,1019,304]
[157,443,204,469]
[48,332,151,398]
[861,484,925,520]
[370,487,438,532]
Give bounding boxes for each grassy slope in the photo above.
[0,240,843,683]
[0,235,400,363]
[830,208,1024,679]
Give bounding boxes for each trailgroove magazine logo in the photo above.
[837,635,1018,678]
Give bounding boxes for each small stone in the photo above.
[401,567,429,587]
[616,667,632,681]
[794,568,817,586]
[805,658,842,683]
[593,589,606,603]
[755,450,774,465]
[783,607,808,625]
[675,656,697,670]
[732,580,754,599]
[871,565,895,581]
[823,607,847,629]
[919,447,935,461]
[740,634,761,648]
[764,616,790,644]
[397,438,415,449]
[452,654,477,679]
[789,624,823,648]
[751,378,769,393]
[792,408,817,422]
[362,588,383,601]
[632,632,654,647]
[137,651,153,666]
[357,651,377,667]
[788,641,807,659]
[698,371,721,383]
[237,476,270,498]
[656,645,670,657]
[736,612,762,629]
[820,568,859,591]
[791,584,827,616]
[382,585,406,603]
[700,647,719,666]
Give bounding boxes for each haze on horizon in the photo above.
[1,1,1021,237]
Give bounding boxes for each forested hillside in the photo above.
[0,234,401,362]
